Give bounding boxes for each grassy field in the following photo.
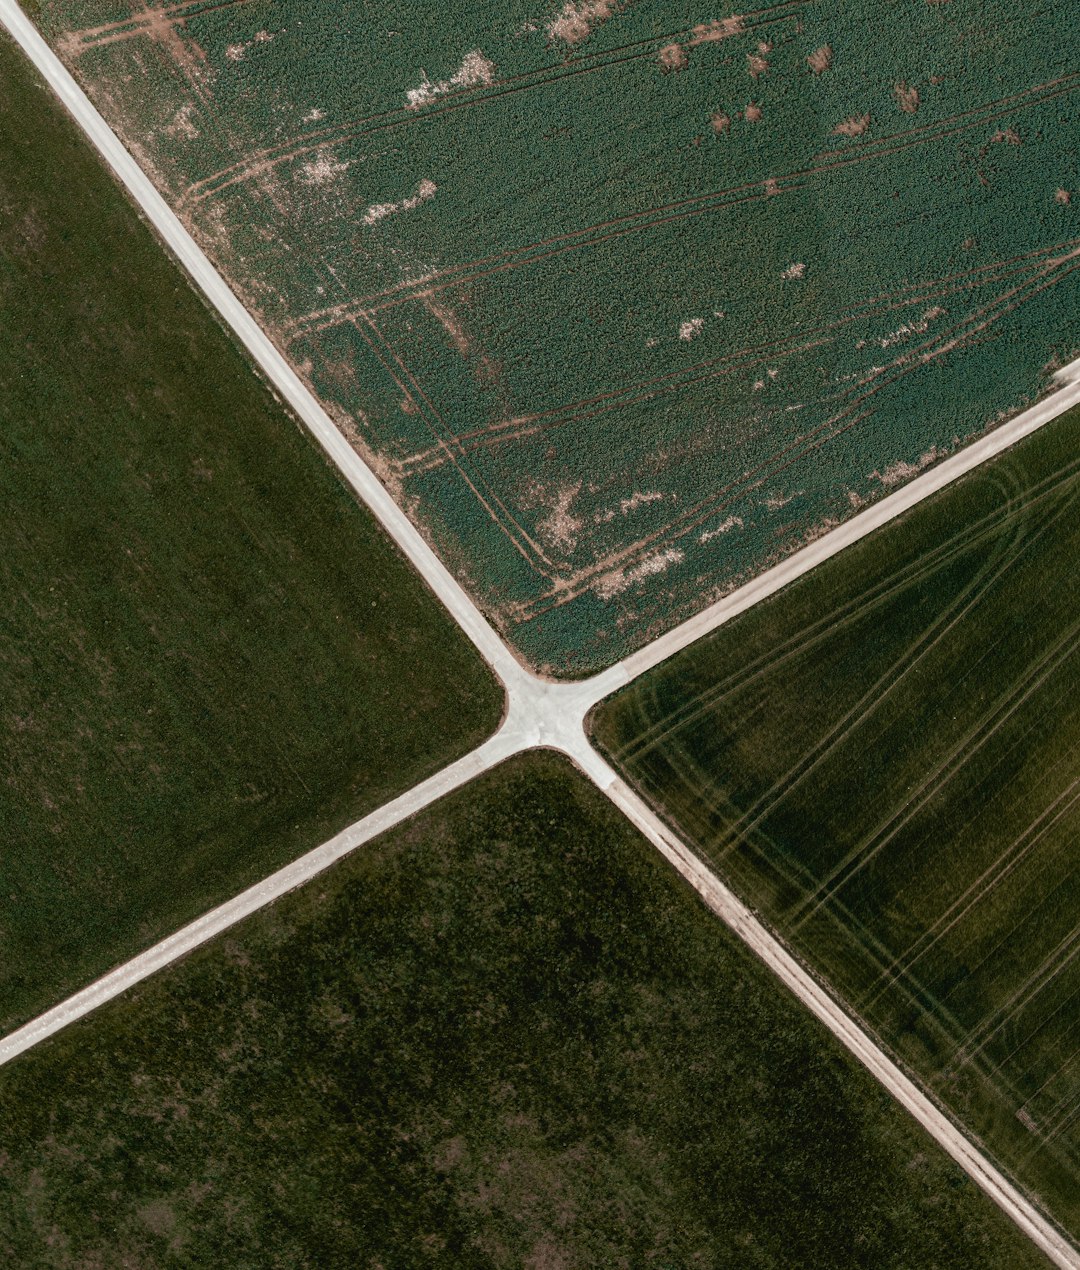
[0,752,1052,1268]
[594,404,1080,1240]
[0,30,500,1035]
[31,0,1080,673]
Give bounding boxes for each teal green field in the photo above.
[0,754,1051,1268]
[34,0,1080,672]
[593,406,1080,1239]
[0,29,499,1034]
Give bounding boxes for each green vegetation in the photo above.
[0,31,500,1034]
[35,0,1080,671]
[0,753,1051,1267]
[594,405,1080,1239]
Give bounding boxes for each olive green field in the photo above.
[594,405,1080,1240]
[0,28,500,1035]
[0,754,1052,1268]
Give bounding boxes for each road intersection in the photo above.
[1,1,1079,1263]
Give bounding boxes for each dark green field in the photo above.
[34,0,1080,672]
[594,405,1080,1239]
[0,753,1051,1268]
[0,30,499,1035]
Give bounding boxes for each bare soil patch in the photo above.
[894,81,920,113]
[546,0,623,46]
[807,45,832,74]
[834,114,870,137]
[405,52,496,109]
[688,17,745,46]
[658,43,687,73]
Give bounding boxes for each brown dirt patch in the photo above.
[1055,188,1072,205]
[135,3,208,88]
[547,0,624,46]
[872,444,944,487]
[833,113,870,137]
[421,293,501,386]
[711,110,731,135]
[658,17,742,72]
[535,484,583,554]
[658,42,688,72]
[747,52,769,79]
[807,44,832,74]
[688,16,746,46]
[362,178,437,225]
[894,81,920,113]
[744,101,763,123]
[992,126,1021,145]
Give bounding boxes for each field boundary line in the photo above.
[2,4,1080,1264]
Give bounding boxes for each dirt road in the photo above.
[1,2,1077,1264]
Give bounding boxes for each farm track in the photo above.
[864,779,1080,1012]
[508,252,1080,617]
[3,2,1080,1265]
[174,0,813,207]
[282,80,1080,334]
[788,595,1080,934]
[658,463,1080,1059]
[350,310,564,579]
[59,0,252,50]
[396,245,1075,478]
[608,450,1065,763]
[757,480,1078,901]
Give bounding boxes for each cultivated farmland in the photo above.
[594,405,1080,1239]
[32,0,1080,673]
[0,753,1051,1268]
[0,29,500,1034]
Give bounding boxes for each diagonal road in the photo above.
[1,1,1079,1264]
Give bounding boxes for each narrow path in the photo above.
[0,728,518,1066]
[1,3,1078,1265]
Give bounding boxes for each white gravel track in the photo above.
[1,1,1078,1263]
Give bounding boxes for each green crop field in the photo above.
[31,0,1080,673]
[0,29,499,1035]
[0,753,1052,1268]
[594,405,1080,1239]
